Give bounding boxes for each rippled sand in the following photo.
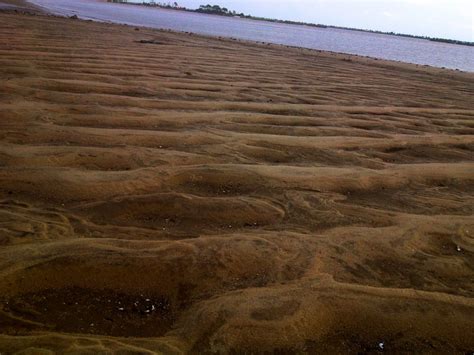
[0,10,473,354]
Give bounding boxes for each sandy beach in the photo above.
[0,9,473,354]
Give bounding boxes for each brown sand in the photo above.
[0,11,473,354]
[0,0,40,12]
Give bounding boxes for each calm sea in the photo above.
[29,0,474,72]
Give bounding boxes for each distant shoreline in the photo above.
[8,0,472,71]
[107,1,474,47]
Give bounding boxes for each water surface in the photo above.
[29,0,474,71]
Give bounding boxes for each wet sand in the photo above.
[0,0,40,11]
[0,11,473,354]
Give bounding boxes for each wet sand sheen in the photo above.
[0,11,473,354]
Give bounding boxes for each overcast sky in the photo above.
[152,0,473,41]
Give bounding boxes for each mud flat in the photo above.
[0,11,473,354]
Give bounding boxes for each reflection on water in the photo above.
[30,0,474,72]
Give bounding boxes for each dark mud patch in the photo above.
[0,288,175,337]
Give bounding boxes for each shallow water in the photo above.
[29,0,474,71]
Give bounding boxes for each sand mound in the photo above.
[78,193,285,231]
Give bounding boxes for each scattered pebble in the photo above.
[378,342,384,350]
[456,245,462,252]
[118,307,124,311]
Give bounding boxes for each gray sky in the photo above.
[151,0,473,41]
